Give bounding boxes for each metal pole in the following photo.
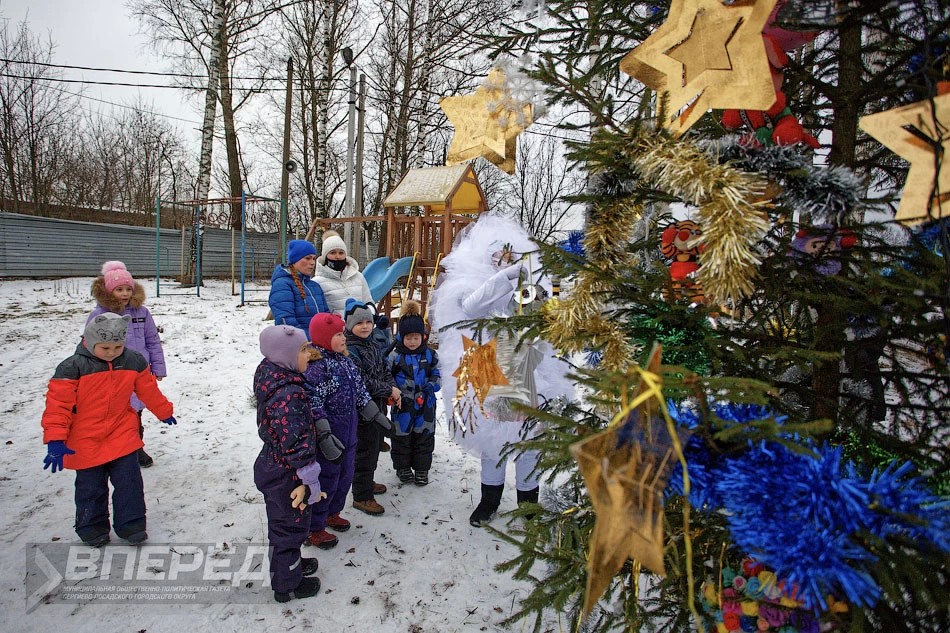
[343,63,357,253]
[241,191,247,305]
[230,227,236,296]
[155,197,161,298]
[355,72,367,258]
[196,205,202,298]
[280,198,287,263]
[279,57,293,261]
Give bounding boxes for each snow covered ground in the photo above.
[0,277,556,632]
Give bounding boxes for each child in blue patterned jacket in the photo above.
[302,313,392,549]
[389,300,441,487]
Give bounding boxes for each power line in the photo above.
[0,71,338,92]
[39,81,203,126]
[0,57,284,81]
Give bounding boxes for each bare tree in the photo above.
[277,0,359,228]
[491,133,583,242]
[59,104,195,223]
[364,0,511,254]
[0,18,78,211]
[129,0,280,225]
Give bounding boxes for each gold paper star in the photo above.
[859,91,950,224]
[570,346,684,616]
[621,0,778,136]
[440,68,532,174]
[451,336,510,434]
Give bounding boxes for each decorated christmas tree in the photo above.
[473,1,949,631]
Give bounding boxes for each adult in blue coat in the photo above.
[269,240,330,337]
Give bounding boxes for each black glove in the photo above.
[314,418,344,464]
[359,400,393,432]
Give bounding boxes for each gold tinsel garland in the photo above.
[629,135,771,305]
[541,131,769,370]
[533,127,766,633]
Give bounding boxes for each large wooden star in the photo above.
[440,68,532,174]
[859,91,949,224]
[621,0,778,136]
[570,345,683,616]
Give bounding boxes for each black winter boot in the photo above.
[274,576,321,603]
[517,487,540,520]
[469,484,504,527]
[516,487,539,504]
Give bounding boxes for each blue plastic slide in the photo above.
[364,256,415,303]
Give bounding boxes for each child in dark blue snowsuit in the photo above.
[389,300,440,486]
[253,325,325,602]
[303,313,392,549]
[344,299,400,515]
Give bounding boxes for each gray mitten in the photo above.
[359,400,393,431]
[315,417,344,464]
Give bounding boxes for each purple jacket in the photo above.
[303,350,372,451]
[88,278,167,410]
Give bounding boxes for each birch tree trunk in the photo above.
[191,0,225,283]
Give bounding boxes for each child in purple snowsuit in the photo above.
[253,325,325,602]
[88,261,167,468]
[303,313,392,550]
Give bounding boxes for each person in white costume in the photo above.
[429,215,573,526]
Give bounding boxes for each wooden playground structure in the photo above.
[311,163,488,318]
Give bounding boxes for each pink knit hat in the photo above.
[102,261,135,292]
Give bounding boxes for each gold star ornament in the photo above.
[451,335,510,435]
[859,90,949,224]
[570,346,688,616]
[440,68,533,174]
[621,0,778,136]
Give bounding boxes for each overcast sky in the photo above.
[2,0,201,132]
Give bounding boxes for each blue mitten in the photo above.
[161,416,177,425]
[43,440,75,473]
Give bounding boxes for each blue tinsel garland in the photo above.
[663,402,950,611]
[558,230,586,258]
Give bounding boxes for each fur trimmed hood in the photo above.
[91,276,147,312]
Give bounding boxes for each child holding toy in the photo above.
[253,324,327,602]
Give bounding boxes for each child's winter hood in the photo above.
[91,276,147,312]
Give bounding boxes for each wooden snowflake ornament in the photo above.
[440,68,533,174]
[621,0,779,136]
[859,90,949,224]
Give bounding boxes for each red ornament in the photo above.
[720,6,821,151]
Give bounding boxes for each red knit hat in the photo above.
[308,312,345,351]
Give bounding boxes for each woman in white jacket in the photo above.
[315,230,373,315]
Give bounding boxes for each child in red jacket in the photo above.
[41,312,177,546]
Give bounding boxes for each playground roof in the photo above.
[382,164,486,213]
